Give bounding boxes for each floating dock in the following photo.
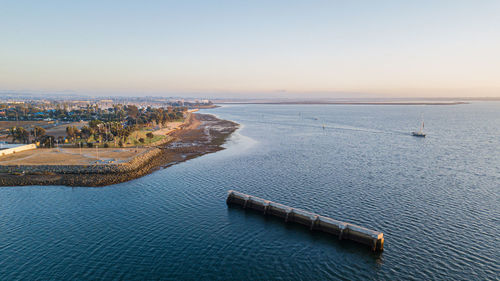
[226,190,384,251]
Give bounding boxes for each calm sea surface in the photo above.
[1,103,499,280]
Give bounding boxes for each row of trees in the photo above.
[1,102,187,123]
[8,126,61,148]
[124,105,184,126]
[9,126,46,144]
[65,121,135,147]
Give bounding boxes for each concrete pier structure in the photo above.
[226,190,384,251]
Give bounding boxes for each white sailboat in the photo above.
[412,120,426,137]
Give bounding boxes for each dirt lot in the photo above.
[0,121,87,140]
[0,147,147,165]
[44,121,87,137]
[0,121,51,140]
[0,121,52,130]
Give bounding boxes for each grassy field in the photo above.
[83,129,168,148]
[124,130,167,147]
[120,119,184,147]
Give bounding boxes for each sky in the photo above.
[0,0,499,98]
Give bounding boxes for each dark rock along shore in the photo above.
[0,114,239,187]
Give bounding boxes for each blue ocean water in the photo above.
[0,103,499,280]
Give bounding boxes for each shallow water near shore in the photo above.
[1,103,499,280]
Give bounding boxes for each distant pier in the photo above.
[226,190,384,251]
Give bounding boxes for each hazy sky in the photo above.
[1,0,499,98]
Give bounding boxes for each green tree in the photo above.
[66,126,76,141]
[9,127,30,143]
[40,135,55,148]
[31,126,46,141]
[80,126,93,139]
[89,119,103,129]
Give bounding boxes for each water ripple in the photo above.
[1,103,499,280]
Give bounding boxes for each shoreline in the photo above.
[0,113,239,187]
[217,101,467,105]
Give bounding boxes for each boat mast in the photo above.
[420,113,424,133]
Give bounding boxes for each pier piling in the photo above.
[226,190,384,251]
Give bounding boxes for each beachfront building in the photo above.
[0,143,37,157]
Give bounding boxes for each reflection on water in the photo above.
[0,103,499,280]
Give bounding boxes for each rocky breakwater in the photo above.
[0,113,239,187]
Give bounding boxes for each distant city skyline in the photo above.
[1,0,499,98]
